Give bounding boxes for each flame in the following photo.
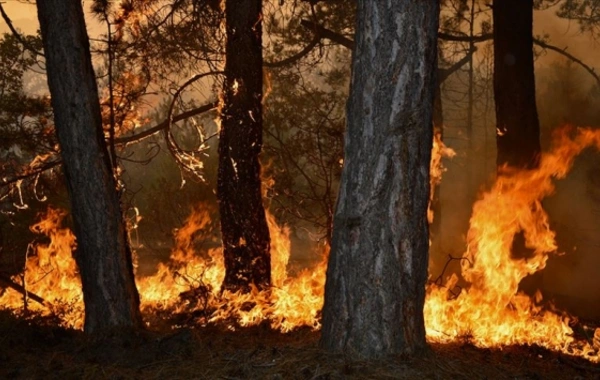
[429,129,456,223]
[2,126,599,363]
[232,79,240,96]
[425,126,600,362]
[0,208,83,329]
[137,207,326,332]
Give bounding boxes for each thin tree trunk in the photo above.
[431,56,444,256]
[467,0,476,199]
[36,0,142,333]
[320,0,439,358]
[218,0,271,292]
[493,0,541,169]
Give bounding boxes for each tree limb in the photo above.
[534,38,600,87]
[114,101,218,145]
[0,2,45,58]
[0,101,219,187]
[0,273,49,307]
[0,160,62,187]
[264,32,321,67]
[437,32,600,87]
[299,19,355,50]
[438,32,493,43]
[439,47,477,83]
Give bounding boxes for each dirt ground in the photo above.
[0,311,598,379]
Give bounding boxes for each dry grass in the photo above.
[0,310,598,380]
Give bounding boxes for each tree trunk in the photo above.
[218,0,271,292]
[493,0,543,290]
[493,0,541,169]
[36,0,142,333]
[320,0,438,358]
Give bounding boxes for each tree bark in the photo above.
[218,0,271,292]
[36,0,142,333]
[320,0,438,358]
[493,0,541,169]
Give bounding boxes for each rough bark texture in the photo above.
[493,0,541,169]
[320,1,439,358]
[37,0,142,333]
[218,0,271,291]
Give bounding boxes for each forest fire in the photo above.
[1,127,600,362]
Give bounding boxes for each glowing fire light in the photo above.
[1,126,599,363]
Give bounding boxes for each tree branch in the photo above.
[0,2,45,58]
[114,101,218,145]
[264,33,321,67]
[438,32,493,43]
[439,47,477,83]
[0,160,62,187]
[437,32,600,87]
[0,273,49,307]
[534,38,600,87]
[299,19,355,50]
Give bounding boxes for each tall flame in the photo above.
[425,126,600,362]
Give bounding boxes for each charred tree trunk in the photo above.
[493,0,541,169]
[218,0,271,292]
[320,0,438,358]
[36,0,142,333]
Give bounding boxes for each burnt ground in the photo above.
[0,311,598,379]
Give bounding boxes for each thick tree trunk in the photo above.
[493,0,541,169]
[36,0,142,333]
[218,0,271,292]
[320,0,438,358]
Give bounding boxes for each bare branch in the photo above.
[0,160,62,188]
[0,273,49,307]
[264,33,321,67]
[439,47,477,83]
[534,38,600,87]
[299,19,355,50]
[438,32,493,43]
[115,101,218,145]
[0,2,45,58]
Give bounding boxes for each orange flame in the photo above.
[137,208,326,332]
[425,126,600,362]
[0,208,83,329]
[429,129,456,223]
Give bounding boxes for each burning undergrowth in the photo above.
[1,126,600,364]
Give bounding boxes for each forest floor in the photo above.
[0,311,598,380]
